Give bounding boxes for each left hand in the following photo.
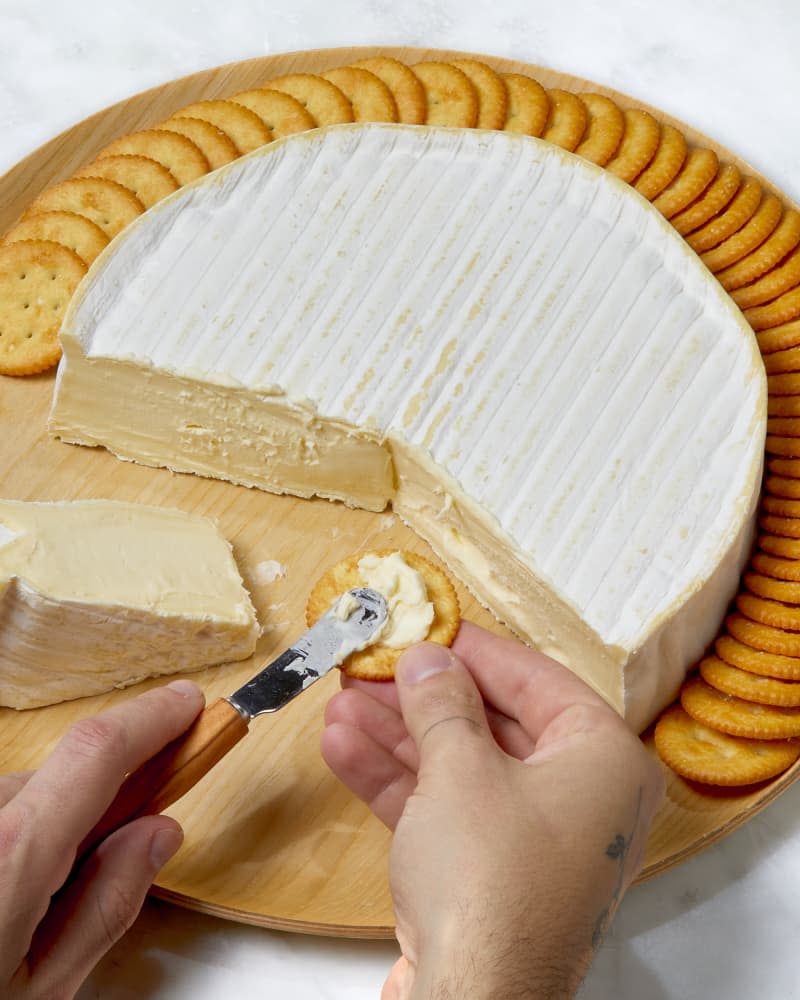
[0,679,205,999]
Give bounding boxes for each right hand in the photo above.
[323,622,665,999]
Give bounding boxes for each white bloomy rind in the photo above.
[51,124,766,731]
[0,499,258,709]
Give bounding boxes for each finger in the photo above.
[16,815,183,998]
[341,673,401,712]
[0,680,203,966]
[394,642,495,771]
[325,687,419,773]
[321,722,415,829]
[452,621,612,741]
[0,770,34,808]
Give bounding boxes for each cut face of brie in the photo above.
[50,124,766,731]
[0,499,258,709]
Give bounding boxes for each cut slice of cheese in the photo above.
[0,499,258,709]
[50,124,766,732]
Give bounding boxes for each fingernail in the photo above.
[397,643,453,684]
[150,825,184,869]
[166,679,202,699]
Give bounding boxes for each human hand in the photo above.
[322,621,665,1000]
[0,680,205,999]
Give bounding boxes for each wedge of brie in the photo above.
[0,499,258,709]
[50,124,766,731]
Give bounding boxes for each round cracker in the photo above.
[759,531,800,559]
[764,439,800,461]
[716,633,800,681]
[541,88,588,152]
[634,123,687,200]
[502,73,549,138]
[744,571,800,604]
[699,191,782,271]
[574,93,624,166]
[654,703,800,786]
[767,370,800,395]
[170,100,273,155]
[726,613,800,657]
[681,675,800,739]
[23,176,144,239]
[768,417,800,437]
[736,590,800,631]
[653,147,719,218]
[765,473,800,497]
[717,209,800,291]
[450,59,508,130]
[670,162,741,236]
[605,108,661,184]
[75,154,179,209]
[351,57,426,125]
[769,393,800,417]
[763,494,800,516]
[2,210,109,266]
[321,66,398,122]
[0,240,86,376]
[306,549,460,680]
[97,129,210,186]
[230,88,317,136]
[266,73,354,127]
[746,287,800,331]
[686,175,763,253]
[759,318,800,355]
[412,62,479,128]
[765,346,800,376]
[700,655,800,707]
[158,117,240,169]
[731,244,800,311]
[752,550,800,582]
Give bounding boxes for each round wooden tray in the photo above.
[1,46,798,939]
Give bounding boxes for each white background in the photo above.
[2,1,799,997]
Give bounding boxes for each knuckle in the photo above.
[96,879,143,948]
[0,797,34,855]
[66,715,127,762]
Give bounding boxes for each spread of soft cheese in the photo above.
[0,499,258,709]
[50,124,766,730]
[334,590,361,620]
[357,552,434,648]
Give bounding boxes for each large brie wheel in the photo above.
[50,124,766,731]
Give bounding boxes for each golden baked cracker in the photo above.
[320,66,398,122]
[731,245,800,311]
[450,59,508,130]
[306,549,460,680]
[541,88,587,151]
[605,108,661,184]
[23,177,144,239]
[763,495,800,517]
[765,345,800,375]
[681,674,800,739]
[2,210,109,266]
[764,439,800,462]
[97,129,210,186]
[736,590,800,630]
[230,88,317,137]
[717,209,800,291]
[653,147,718,218]
[761,512,800,536]
[158,117,240,169]
[701,655,800,707]
[266,73,354,127]
[769,396,800,418]
[573,93,624,166]
[75,154,179,210]
[744,571,800,604]
[634,123,687,201]
[169,100,273,155]
[726,612,800,656]
[700,192,782,272]
[759,319,800,355]
[765,473,800,497]
[412,62,479,128]
[746,287,800,331]
[767,371,800,395]
[351,57,426,125]
[752,550,800,582]
[502,73,550,137]
[686,175,762,253]
[758,530,800,558]
[768,417,800,437]
[716,633,800,680]
[670,162,741,236]
[654,703,800,786]
[0,240,86,376]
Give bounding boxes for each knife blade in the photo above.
[80,588,388,857]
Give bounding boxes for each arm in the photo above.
[322,622,665,999]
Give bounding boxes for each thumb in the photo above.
[395,642,494,768]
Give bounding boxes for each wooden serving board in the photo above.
[2,46,799,939]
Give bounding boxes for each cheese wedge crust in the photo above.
[0,500,258,709]
[50,124,766,731]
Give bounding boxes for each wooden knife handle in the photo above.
[80,698,249,858]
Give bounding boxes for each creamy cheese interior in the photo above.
[0,499,258,708]
[50,124,766,730]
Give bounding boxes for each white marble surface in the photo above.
[2,1,800,997]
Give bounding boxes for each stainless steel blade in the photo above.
[226,588,388,720]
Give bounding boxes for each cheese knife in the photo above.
[81,587,388,856]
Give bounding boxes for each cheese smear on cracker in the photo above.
[357,552,435,648]
[50,124,766,730]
